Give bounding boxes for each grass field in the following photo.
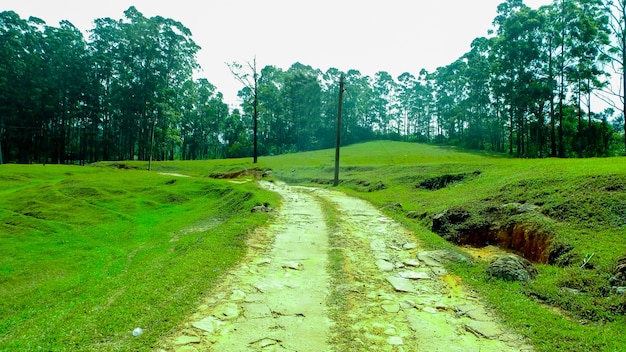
[2,141,626,351]
[0,164,278,351]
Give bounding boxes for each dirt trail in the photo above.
[161,181,532,351]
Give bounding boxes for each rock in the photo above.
[486,254,538,282]
[464,321,503,339]
[251,204,272,213]
[400,300,416,309]
[423,307,438,314]
[386,336,403,345]
[213,302,240,320]
[455,303,492,321]
[398,270,430,280]
[192,316,224,333]
[254,258,271,265]
[386,276,415,293]
[417,250,471,267]
[403,242,418,250]
[381,302,401,313]
[173,335,201,345]
[376,259,395,272]
[230,289,246,301]
[281,261,302,270]
[384,328,397,335]
[370,239,386,251]
[373,252,391,260]
[403,259,420,267]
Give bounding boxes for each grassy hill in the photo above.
[2,141,626,351]
[0,164,278,351]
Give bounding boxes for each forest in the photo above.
[1,0,625,164]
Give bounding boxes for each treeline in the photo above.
[238,0,626,158]
[0,7,229,163]
[1,0,625,164]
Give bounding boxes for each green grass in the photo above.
[0,164,278,351]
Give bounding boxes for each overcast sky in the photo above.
[5,0,553,106]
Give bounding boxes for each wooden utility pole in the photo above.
[252,58,259,164]
[333,74,345,187]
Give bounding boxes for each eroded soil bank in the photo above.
[160,182,533,351]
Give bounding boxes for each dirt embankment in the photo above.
[161,182,532,351]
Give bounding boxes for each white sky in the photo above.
[5,0,554,107]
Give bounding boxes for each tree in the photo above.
[283,63,322,151]
[604,0,626,153]
[228,57,259,163]
[462,37,494,150]
[371,71,397,136]
[492,1,550,156]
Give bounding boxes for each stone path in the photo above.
[161,181,533,351]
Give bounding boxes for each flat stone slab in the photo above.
[192,316,224,333]
[376,259,395,272]
[381,302,401,313]
[370,239,386,251]
[417,252,444,267]
[386,276,415,293]
[230,289,246,301]
[386,336,403,345]
[281,261,302,270]
[403,259,421,267]
[464,321,504,339]
[398,270,430,280]
[213,302,240,320]
[243,303,273,319]
[253,258,272,265]
[403,243,418,250]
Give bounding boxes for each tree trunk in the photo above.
[549,36,557,157]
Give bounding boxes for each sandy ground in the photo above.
[160,181,533,351]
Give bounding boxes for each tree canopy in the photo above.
[1,1,625,164]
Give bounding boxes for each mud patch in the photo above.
[417,171,481,190]
[209,167,270,180]
[347,179,387,192]
[432,204,566,264]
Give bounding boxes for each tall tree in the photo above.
[228,57,259,163]
[604,0,626,153]
[283,63,322,151]
[492,0,549,156]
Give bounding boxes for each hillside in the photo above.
[2,141,626,351]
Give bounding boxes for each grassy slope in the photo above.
[0,164,278,351]
[255,141,626,351]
